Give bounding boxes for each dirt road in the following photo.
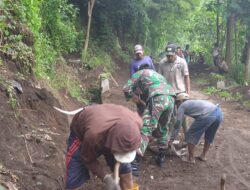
[102,63,250,190]
[1,60,249,190]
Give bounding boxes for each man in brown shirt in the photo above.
[65,104,142,190]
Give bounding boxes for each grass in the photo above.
[195,78,209,86]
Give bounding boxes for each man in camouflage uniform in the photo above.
[123,65,175,168]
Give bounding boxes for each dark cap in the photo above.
[165,44,177,55]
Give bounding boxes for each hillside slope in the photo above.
[0,60,71,189]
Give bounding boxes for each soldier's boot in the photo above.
[155,148,167,167]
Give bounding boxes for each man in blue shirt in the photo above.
[129,44,156,116]
[130,44,155,76]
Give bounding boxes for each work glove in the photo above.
[103,174,121,190]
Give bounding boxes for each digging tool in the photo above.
[170,143,186,158]
[114,162,121,185]
[53,106,83,115]
[220,173,226,190]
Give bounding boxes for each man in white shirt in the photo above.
[158,44,190,96]
[158,44,191,137]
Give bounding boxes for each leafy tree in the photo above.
[227,0,250,82]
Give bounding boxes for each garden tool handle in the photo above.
[114,162,120,184]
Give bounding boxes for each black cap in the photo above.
[165,44,177,55]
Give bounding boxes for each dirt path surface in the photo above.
[1,60,250,190]
[103,63,250,190]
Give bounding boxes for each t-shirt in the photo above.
[170,100,218,141]
[176,100,217,122]
[130,56,155,76]
[158,56,189,94]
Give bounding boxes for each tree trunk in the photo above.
[225,13,235,67]
[216,0,220,46]
[245,36,250,83]
[83,0,95,57]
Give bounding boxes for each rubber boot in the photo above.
[119,172,133,190]
[155,148,166,167]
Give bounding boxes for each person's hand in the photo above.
[103,174,121,190]
[132,95,140,104]
[168,140,173,147]
[132,95,146,106]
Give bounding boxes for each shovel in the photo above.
[170,144,187,158]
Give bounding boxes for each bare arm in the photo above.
[170,105,185,142]
[184,75,190,95]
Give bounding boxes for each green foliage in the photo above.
[68,82,89,104]
[2,0,249,101]
[116,50,131,64]
[202,86,220,95]
[8,0,80,79]
[195,78,209,86]
[18,0,42,34]
[40,0,79,53]
[2,81,20,110]
[218,90,232,100]
[0,78,19,112]
[82,47,114,72]
[34,34,58,79]
[210,73,225,81]
[202,86,232,100]
[99,72,111,80]
[6,86,19,110]
[229,63,245,84]
[0,5,34,75]
[230,0,250,28]
[186,0,225,65]
[50,67,88,104]
[11,41,34,74]
[233,92,243,101]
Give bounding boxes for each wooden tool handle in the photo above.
[220,173,226,190]
[114,162,120,184]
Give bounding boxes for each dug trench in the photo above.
[0,59,250,190]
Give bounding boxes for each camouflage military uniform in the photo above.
[123,69,175,155]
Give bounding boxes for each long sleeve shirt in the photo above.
[70,104,142,179]
[130,56,155,76]
[123,69,175,103]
